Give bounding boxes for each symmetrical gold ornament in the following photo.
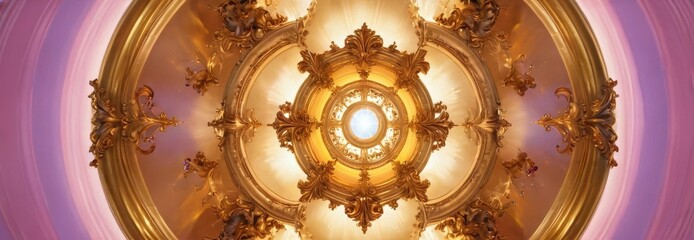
[88,79,179,167]
[297,160,335,202]
[393,160,430,202]
[462,107,511,147]
[213,0,288,51]
[537,79,619,167]
[502,54,536,96]
[411,102,455,151]
[345,23,385,79]
[270,102,319,152]
[345,170,384,233]
[435,0,509,51]
[209,104,262,149]
[435,198,510,239]
[184,52,219,95]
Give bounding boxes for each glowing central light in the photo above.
[350,108,379,139]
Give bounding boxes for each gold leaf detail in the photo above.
[209,104,261,149]
[536,79,619,167]
[462,107,511,147]
[270,102,319,152]
[344,23,384,79]
[435,0,509,51]
[393,161,430,202]
[88,79,179,167]
[411,102,455,151]
[213,0,288,51]
[502,54,536,96]
[298,160,335,202]
[395,49,430,90]
[209,195,285,240]
[345,170,383,233]
[298,50,333,90]
[435,198,510,239]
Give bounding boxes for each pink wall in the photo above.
[0,0,692,239]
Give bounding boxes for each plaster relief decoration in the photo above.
[89,0,620,238]
[537,79,619,167]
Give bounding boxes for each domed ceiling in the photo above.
[88,0,618,239]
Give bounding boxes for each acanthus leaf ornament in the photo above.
[270,101,319,153]
[462,107,511,147]
[395,49,430,90]
[345,170,384,233]
[502,54,536,96]
[88,79,179,167]
[501,152,539,178]
[213,0,288,51]
[411,102,455,151]
[435,198,510,240]
[344,23,384,79]
[393,160,430,202]
[434,0,509,51]
[183,151,218,179]
[209,194,285,240]
[536,79,619,167]
[297,160,336,202]
[298,50,334,90]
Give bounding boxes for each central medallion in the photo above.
[350,108,379,139]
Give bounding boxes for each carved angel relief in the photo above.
[88,79,179,167]
[270,102,319,152]
[411,102,455,151]
[213,0,288,51]
[537,79,619,167]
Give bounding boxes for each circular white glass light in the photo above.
[349,108,379,139]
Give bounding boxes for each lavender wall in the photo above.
[0,0,692,239]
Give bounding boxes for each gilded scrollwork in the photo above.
[88,79,179,167]
[394,49,430,90]
[462,107,511,147]
[392,160,430,202]
[297,160,336,202]
[209,104,262,149]
[298,50,334,90]
[435,0,509,51]
[185,52,220,96]
[344,23,384,79]
[345,170,384,233]
[270,101,319,152]
[213,0,288,51]
[502,54,536,96]
[435,198,510,240]
[536,79,619,167]
[411,102,455,151]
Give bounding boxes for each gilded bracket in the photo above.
[536,79,619,167]
[88,79,179,167]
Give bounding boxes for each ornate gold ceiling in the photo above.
[89,0,618,239]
